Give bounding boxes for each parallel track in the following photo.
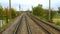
[28,14,60,34]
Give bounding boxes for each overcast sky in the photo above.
[0,0,60,11]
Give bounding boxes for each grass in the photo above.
[0,16,18,32]
[55,22,60,26]
[53,14,60,18]
[33,15,49,22]
[52,14,60,26]
[0,15,20,31]
[33,14,60,26]
[0,18,15,31]
[0,19,10,31]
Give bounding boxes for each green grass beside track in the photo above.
[0,18,15,31]
[33,14,60,26]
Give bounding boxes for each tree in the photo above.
[0,5,3,20]
[11,8,17,18]
[3,8,9,23]
[32,4,56,22]
[32,4,44,16]
[58,7,60,13]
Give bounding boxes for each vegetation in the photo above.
[32,4,60,26]
[58,7,60,13]
[32,4,56,22]
[56,22,60,26]
[0,5,3,20]
[0,5,20,31]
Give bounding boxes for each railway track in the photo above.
[13,14,32,34]
[27,14,60,34]
[14,14,50,34]
[1,13,60,34]
[13,14,23,34]
[0,14,23,34]
[24,15,32,34]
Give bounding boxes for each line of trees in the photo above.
[0,5,20,20]
[32,4,57,22]
[58,7,60,14]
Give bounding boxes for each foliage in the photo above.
[11,8,16,18]
[58,7,60,13]
[0,5,20,31]
[32,4,43,16]
[3,8,20,19]
[0,4,20,24]
[56,22,60,26]
[32,4,57,22]
[0,5,3,20]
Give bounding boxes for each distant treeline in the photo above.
[0,5,20,19]
[32,4,59,22]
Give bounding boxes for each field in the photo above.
[53,14,60,26]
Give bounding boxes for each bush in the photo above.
[56,22,60,26]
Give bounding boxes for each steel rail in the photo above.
[30,14,60,31]
[24,15,32,34]
[27,14,60,34]
[13,15,23,34]
[28,15,51,34]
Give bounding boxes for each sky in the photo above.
[0,0,60,11]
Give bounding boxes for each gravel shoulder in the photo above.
[2,15,23,34]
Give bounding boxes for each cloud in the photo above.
[0,0,60,10]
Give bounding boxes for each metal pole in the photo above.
[32,6,33,14]
[9,0,11,22]
[19,4,21,15]
[49,0,51,21]
[19,4,20,11]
